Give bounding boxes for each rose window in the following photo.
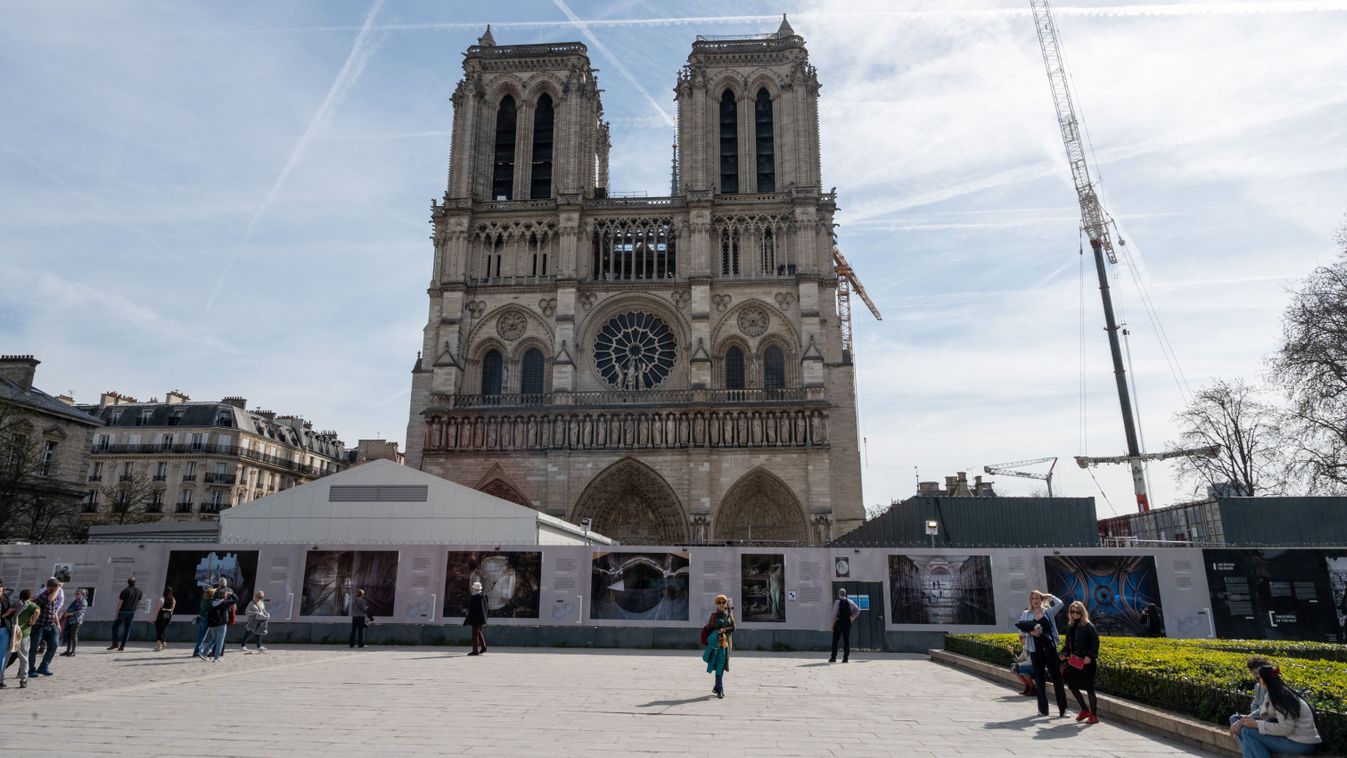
[593,311,677,390]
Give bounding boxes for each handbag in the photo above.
[699,625,711,647]
[1067,654,1086,669]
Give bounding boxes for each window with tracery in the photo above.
[531,94,554,199]
[481,350,503,395]
[755,88,775,192]
[764,345,785,390]
[719,90,738,194]
[724,346,745,390]
[593,312,677,390]
[521,348,545,395]
[720,227,740,276]
[492,96,517,200]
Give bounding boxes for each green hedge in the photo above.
[945,633,1347,755]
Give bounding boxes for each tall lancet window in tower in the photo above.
[530,94,554,199]
[719,90,738,194]
[492,96,517,200]
[754,88,775,192]
[724,346,745,390]
[521,348,545,396]
[481,350,503,396]
[763,345,785,390]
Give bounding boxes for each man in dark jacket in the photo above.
[829,588,861,663]
[109,577,143,651]
[349,589,371,649]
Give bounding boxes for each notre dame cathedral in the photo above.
[404,18,864,545]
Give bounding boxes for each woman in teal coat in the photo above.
[702,594,735,699]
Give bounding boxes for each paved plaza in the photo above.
[0,643,1221,757]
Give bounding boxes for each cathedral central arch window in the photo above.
[481,349,503,395]
[593,311,677,390]
[724,346,745,390]
[763,344,785,390]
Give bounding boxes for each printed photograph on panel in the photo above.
[1327,552,1347,643]
[889,554,995,625]
[591,551,689,621]
[52,562,73,583]
[443,551,541,619]
[1044,555,1161,637]
[163,550,260,618]
[1203,549,1338,641]
[301,550,399,617]
[740,554,785,622]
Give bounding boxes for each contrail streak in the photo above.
[202,0,385,316]
[152,3,1347,37]
[551,0,676,129]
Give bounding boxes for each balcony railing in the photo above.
[439,387,816,411]
[90,442,321,476]
[152,474,167,481]
[118,474,133,482]
[88,474,102,482]
[146,503,163,514]
[175,503,193,513]
[201,502,227,513]
[204,473,237,485]
[182,475,197,482]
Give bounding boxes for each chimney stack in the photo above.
[0,355,39,392]
[221,396,247,409]
[166,390,190,405]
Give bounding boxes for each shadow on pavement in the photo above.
[986,715,1047,731]
[636,695,712,708]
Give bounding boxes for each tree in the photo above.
[98,468,161,526]
[0,400,83,542]
[1272,222,1347,493]
[1169,379,1288,498]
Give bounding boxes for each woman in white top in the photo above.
[239,591,270,653]
[1015,590,1068,717]
[1231,665,1322,758]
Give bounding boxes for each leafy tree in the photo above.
[1272,220,1347,493]
[0,400,83,542]
[1169,379,1288,498]
[98,467,161,525]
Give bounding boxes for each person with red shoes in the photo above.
[1061,601,1100,724]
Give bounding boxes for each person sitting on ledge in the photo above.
[1229,665,1322,758]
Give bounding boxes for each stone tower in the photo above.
[406,19,865,544]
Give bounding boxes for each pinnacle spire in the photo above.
[776,14,795,38]
[478,25,496,46]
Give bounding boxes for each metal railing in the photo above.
[204,473,236,485]
[89,442,320,476]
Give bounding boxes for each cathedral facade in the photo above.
[405,20,864,545]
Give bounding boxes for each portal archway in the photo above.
[572,458,688,544]
[714,467,811,545]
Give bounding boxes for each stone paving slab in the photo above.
[0,643,1221,757]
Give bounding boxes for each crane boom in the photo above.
[1075,445,1220,469]
[833,246,882,357]
[984,457,1058,496]
[1031,0,1150,512]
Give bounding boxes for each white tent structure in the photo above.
[218,459,611,546]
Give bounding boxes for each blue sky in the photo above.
[2,1,1345,516]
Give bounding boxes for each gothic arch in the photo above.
[745,71,783,100]
[524,75,564,105]
[712,299,799,353]
[486,75,527,107]
[714,467,810,545]
[474,463,532,508]
[572,457,688,545]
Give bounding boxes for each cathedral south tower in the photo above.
[406,20,864,544]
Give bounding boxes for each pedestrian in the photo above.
[153,586,176,652]
[192,588,216,658]
[108,576,143,651]
[240,591,270,653]
[216,577,238,650]
[9,590,38,689]
[0,577,17,689]
[205,586,238,662]
[701,594,735,699]
[1229,656,1274,735]
[1140,602,1165,637]
[349,589,371,649]
[1009,640,1036,696]
[465,581,488,655]
[1230,665,1322,757]
[1015,589,1068,718]
[1062,601,1100,724]
[27,577,64,678]
[60,588,88,656]
[829,588,860,663]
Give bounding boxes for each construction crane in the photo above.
[984,457,1058,497]
[1031,1,1221,511]
[833,245,882,359]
